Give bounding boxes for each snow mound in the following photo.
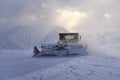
[7,55,120,80]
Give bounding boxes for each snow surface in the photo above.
[0,50,77,80]
[5,54,120,80]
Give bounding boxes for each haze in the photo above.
[0,0,120,33]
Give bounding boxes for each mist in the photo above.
[0,0,120,32]
[0,1,120,80]
[0,0,120,56]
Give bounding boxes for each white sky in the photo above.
[0,0,120,33]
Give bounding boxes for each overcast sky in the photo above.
[0,0,120,33]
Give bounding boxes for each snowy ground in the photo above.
[0,50,78,80]
[0,50,120,80]
[0,32,120,80]
[5,54,120,80]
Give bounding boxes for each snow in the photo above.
[0,26,68,50]
[41,26,68,44]
[0,26,120,80]
[0,50,76,80]
[6,55,120,80]
[81,31,120,57]
[0,29,118,80]
[1,0,120,79]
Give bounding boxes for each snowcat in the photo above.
[33,33,87,56]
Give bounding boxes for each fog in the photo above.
[0,0,120,56]
[0,0,120,33]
